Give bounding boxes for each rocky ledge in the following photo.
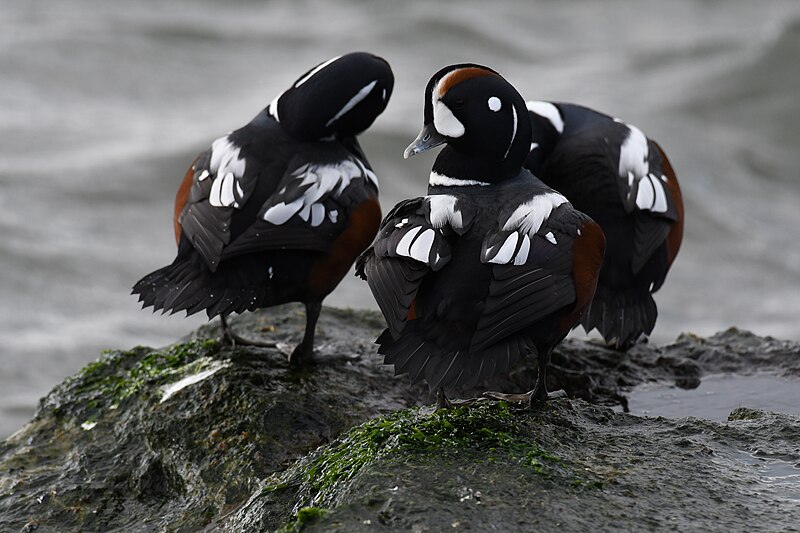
[1,305,798,532]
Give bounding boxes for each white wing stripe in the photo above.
[651,176,668,212]
[514,234,531,265]
[263,197,304,225]
[396,226,422,257]
[409,229,436,263]
[490,232,519,264]
[636,175,655,210]
[310,203,326,227]
[503,192,568,236]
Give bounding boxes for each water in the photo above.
[2,0,800,438]
[625,374,800,421]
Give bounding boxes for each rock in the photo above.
[0,305,798,532]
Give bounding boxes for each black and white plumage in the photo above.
[358,65,605,406]
[525,101,683,350]
[133,52,394,363]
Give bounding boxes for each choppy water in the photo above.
[2,0,799,438]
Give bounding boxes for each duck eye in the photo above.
[452,99,466,110]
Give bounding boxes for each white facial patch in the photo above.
[488,96,502,112]
[526,101,564,134]
[294,55,342,88]
[208,136,247,208]
[503,191,569,236]
[433,100,465,138]
[326,80,378,128]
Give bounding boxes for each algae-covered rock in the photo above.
[1,305,798,532]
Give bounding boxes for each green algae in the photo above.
[277,506,327,532]
[48,339,220,425]
[265,401,564,511]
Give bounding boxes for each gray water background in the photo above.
[2,0,799,437]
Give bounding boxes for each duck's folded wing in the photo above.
[357,195,475,338]
[472,202,591,352]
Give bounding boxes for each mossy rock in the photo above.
[1,305,799,532]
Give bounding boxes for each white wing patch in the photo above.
[636,173,670,213]
[262,159,375,226]
[208,136,247,208]
[395,226,437,263]
[615,120,670,213]
[484,192,567,266]
[513,234,531,265]
[491,233,519,264]
[427,194,463,229]
[526,101,564,134]
[503,192,569,236]
[617,120,649,182]
[486,231,534,266]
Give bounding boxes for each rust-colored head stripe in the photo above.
[435,67,502,99]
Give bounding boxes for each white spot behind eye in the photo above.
[488,96,502,112]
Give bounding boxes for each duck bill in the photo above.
[403,124,446,159]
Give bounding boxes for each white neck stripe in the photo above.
[429,171,490,187]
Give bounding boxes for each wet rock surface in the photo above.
[1,305,798,532]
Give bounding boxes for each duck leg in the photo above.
[219,314,278,348]
[288,301,322,366]
[483,347,567,407]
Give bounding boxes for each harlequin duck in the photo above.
[133,52,394,364]
[357,65,605,407]
[524,101,683,350]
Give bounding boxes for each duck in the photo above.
[357,64,605,407]
[133,51,394,364]
[524,101,683,350]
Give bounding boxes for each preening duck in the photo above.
[133,52,394,364]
